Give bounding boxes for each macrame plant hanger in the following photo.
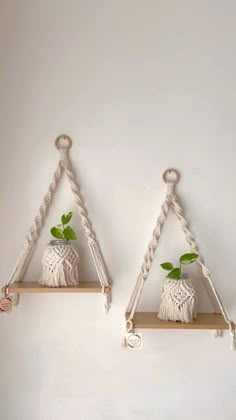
[124,169,235,350]
[1,135,111,313]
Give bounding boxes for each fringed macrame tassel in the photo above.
[214,329,223,338]
[103,288,111,314]
[230,330,236,350]
[215,326,236,350]
[122,334,128,348]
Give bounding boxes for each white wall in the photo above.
[1,1,236,419]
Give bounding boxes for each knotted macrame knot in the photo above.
[166,181,175,196]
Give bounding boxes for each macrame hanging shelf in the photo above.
[124,169,235,349]
[1,135,111,313]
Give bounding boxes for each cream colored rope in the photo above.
[4,135,111,312]
[7,160,64,286]
[126,195,171,322]
[172,195,235,348]
[60,148,111,312]
[125,170,235,349]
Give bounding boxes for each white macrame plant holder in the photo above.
[1,135,111,312]
[124,168,236,350]
[158,275,197,323]
[40,240,80,287]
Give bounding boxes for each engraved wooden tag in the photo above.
[0,297,12,313]
[126,333,143,350]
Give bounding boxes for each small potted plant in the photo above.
[158,253,198,323]
[40,212,80,287]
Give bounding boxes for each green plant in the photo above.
[50,212,77,240]
[160,253,198,279]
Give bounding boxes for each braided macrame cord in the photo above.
[125,169,236,350]
[2,135,111,312]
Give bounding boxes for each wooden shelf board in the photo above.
[126,312,232,330]
[3,281,104,294]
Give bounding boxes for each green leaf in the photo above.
[50,226,65,239]
[61,212,73,225]
[179,253,198,265]
[63,226,77,240]
[167,268,181,279]
[160,262,174,271]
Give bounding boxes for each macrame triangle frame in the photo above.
[125,169,235,349]
[2,135,111,312]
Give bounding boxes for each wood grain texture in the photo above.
[126,312,233,329]
[3,281,106,293]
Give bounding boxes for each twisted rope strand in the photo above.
[60,150,96,243]
[60,150,111,311]
[4,142,111,312]
[125,180,235,349]
[7,161,64,285]
[172,195,236,348]
[126,196,171,320]
[171,194,218,311]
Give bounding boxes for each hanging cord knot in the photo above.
[162,168,180,197]
[55,134,72,163]
[166,188,174,204]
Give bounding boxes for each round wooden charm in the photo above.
[0,297,12,313]
[127,333,142,349]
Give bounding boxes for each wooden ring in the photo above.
[54,135,72,150]
[126,319,133,331]
[162,168,180,184]
[5,285,9,297]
